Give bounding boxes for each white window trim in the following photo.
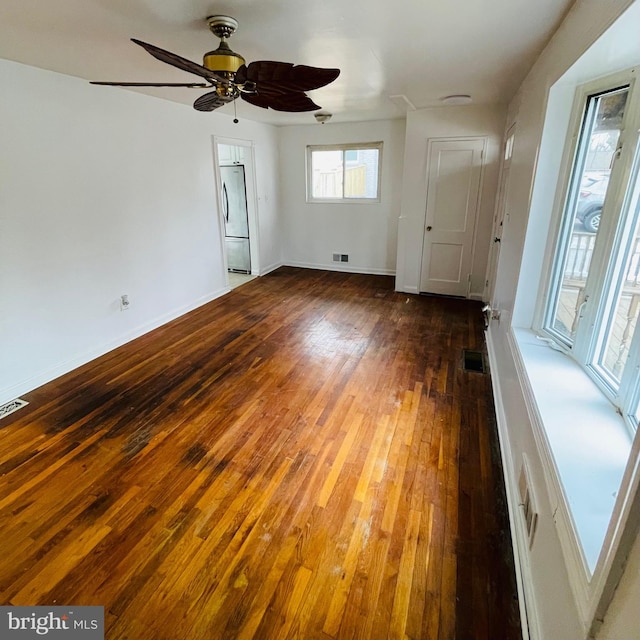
[305,141,383,204]
[519,65,640,637]
[536,68,640,434]
[587,157,640,407]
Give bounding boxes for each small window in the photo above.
[306,143,382,203]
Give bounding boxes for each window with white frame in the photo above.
[542,69,640,433]
[306,143,382,203]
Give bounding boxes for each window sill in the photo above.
[512,328,632,571]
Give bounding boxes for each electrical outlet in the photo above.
[120,294,130,311]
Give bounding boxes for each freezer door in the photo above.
[226,237,251,273]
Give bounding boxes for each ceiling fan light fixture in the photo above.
[314,112,332,124]
[440,94,473,105]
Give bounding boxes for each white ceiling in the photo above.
[0,0,575,126]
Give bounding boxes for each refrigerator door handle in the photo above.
[222,183,229,223]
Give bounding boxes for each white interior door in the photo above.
[420,138,485,297]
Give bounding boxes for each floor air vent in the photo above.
[0,398,29,420]
[462,349,486,373]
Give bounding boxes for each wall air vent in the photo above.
[0,398,29,420]
[518,454,539,548]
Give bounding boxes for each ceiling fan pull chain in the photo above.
[233,98,239,124]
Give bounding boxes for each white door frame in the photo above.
[485,123,515,304]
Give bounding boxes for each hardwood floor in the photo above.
[0,267,521,640]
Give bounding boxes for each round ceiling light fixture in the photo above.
[440,94,473,105]
[314,111,332,124]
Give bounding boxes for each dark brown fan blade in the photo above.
[238,61,339,95]
[90,81,209,87]
[131,39,224,82]
[193,91,235,112]
[241,92,320,112]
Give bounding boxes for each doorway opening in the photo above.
[214,138,259,289]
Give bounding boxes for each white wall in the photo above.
[597,530,640,639]
[485,0,639,638]
[248,135,282,274]
[395,104,506,297]
[278,119,405,275]
[0,58,280,405]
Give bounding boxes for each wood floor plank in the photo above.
[317,411,365,509]
[0,267,521,640]
[389,507,422,639]
[322,478,376,637]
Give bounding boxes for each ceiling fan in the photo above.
[91,15,340,115]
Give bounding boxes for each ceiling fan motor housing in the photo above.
[204,15,245,75]
[203,41,245,75]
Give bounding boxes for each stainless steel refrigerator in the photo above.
[220,164,251,273]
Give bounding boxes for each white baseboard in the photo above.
[398,285,420,294]
[0,286,228,405]
[485,328,539,640]
[394,288,486,298]
[257,261,283,276]
[285,260,395,276]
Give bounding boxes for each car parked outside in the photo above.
[576,171,609,232]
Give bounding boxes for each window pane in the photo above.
[307,144,382,202]
[596,165,640,384]
[311,150,343,198]
[344,149,379,198]
[548,87,629,343]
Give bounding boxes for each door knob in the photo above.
[426,226,432,231]
[493,237,501,243]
